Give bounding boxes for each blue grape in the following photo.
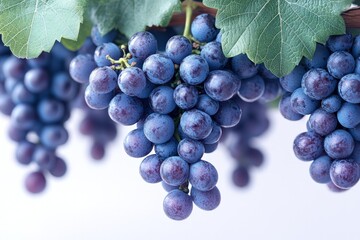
[232,166,250,187]
[179,54,209,85]
[231,54,258,79]
[200,41,228,70]
[309,155,332,184]
[143,113,175,144]
[3,56,27,79]
[290,88,319,115]
[136,80,155,99]
[352,35,360,58]
[94,43,122,67]
[90,142,106,160]
[128,31,157,60]
[301,68,337,100]
[293,131,324,161]
[69,54,97,84]
[238,75,265,102]
[189,160,218,191]
[177,138,204,164]
[40,125,69,149]
[149,86,176,114]
[154,137,178,159]
[91,26,117,46]
[195,94,219,116]
[260,78,282,102]
[191,186,221,211]
[37,98,66,123]
[78,38,97,55]
[160,156,189,186]
[337,102,360,128]
[304,43,330,69]
[173,84,198,110]
[7,123,27,142]
[0,94,14,115]
[163,189,193,221]
[11,104,37,130]
[84,85,114,110]
[11,83,36,104]
[142,54,174,84]
[202,122,222,145]
[24,69,50,93]
[180,109,212,140]
[24,171,46,194]
[327,34,353,52]
[321,95,342,113]
[258,64,278,79]
[89,66,117,94]
[5,77,19,93]
[213,98,242,127]
[327,51,355,79]
[279,65,306,92]
[165,35,192,64]
[204,70,240,102]
[204,142,218,154]
[308,109,337,136]
[51,72,80,101]
[330,159,360,189]
[141,144,164,168]
[191,13,218,42]
[16,140,36,165]
[338,73,360,103]
[108,93,144,125]
[118,67,146,97]
[349,124,360,141]
[139,154,163,183]
[48,156,67,177]
[32,146,56,169]
[324,129,354,159]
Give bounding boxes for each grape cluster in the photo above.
[69,14,281,220]
[279,34,360,191]
[0,40,80,193]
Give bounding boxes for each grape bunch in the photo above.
[69,13,282,220]
[0,40,80,194]
[279,34,360,192]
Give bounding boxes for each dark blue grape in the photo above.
[123,128,153,158]
[330,159,360,189]
[32,146,56,169]
[94,43,121,67]
[293,131,324,161]
[180,109,212,140]
[304,43,330,69]
[165,35,192,64]
[149,86,176,114]
[177,138,204,164]
[232,166,250,187]
[91,26,117,46]
[327,51,355,79]
[279,93,303,121]
[37,98,65,123]
[191,186,221,211]
[89,66,117,94]
[238,75,265,102]
[200,41,228,70]
[308,109,337,136]
[301,68,337,100]
[231,54,258,79]
[128,31,157,60]
[51,72,80,101]
[108,93,144,125]
[142,54,174,84]
[84,85,114,110]
[40,125,68,149]
[327,34,353,52]
[143,113,175,144]
[173,84,198,110]
[90,141,106,160]
[195,94,219,116]
[338,73,360,103]
[204,142,218,154]
[0,94,14,115]
[118,67,146,97]
[49,156,67,177]
[11,104,37,130]
[191,13,218,42]
[179,54,209,85]
[155,137,178,159]
[260,78,282,102]
[213,98,242,128]
[24,69,50,93]
[160,156,189,186]
[69,54,97,84]
[309,155,332,184]
[139,154,163,183]
[279,65,306,92]
[189,160,218,191]
[163,189,193,221]
[324,129,354,159]
[24,171,46,194]
[204,70,240,102]
[15,140,36,165]
[321,95,342,113]
[337,102,360,128]
[352,35,360,58]
[202,122,222,145]
[3,56,27,79]
[290,88,319,115]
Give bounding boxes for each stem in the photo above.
[183,0,194,39]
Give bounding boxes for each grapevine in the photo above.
[0,0,359,227]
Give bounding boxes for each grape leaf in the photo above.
[203,0,352,77]
[0,0,85,58]
[90,0,181,38]
[61,14,92,51]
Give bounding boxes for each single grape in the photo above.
[69,54,97,84]
[94,43,122,67]
[213,98,242,128]
[324,129,354,159]
[179,55,209,85]
[279,65,306,92]
[337,102,360,128]
[204,70,240,102]
[177,138,204,164]
[309,155,332,184]
[293,131,324,161]
[163,189,193,221]
[165,35,192,64]
[326,34,353,52]
[143,113,175,144]
[191,13,218,42]
[308,109,337,136]
[180,109,212,140]
[301,68,336,100]
[200,41,228,70]
[231,54,258,79]
[238,75,265,102]
[139,154,163,183]
[327,51,355,79]
[338,73,360,103]
[189,160,218,191]
[195,94,219,116]
[123,128,153,158]
[173,84,198,110]
[108,93,144,125]
[128,31,157,60]
[290,88,319,115]
[142,54,174,84]
[330,159,360,189]
[160,156,189,186]
[89,66,118,94]
[24,171,46,194]
[191,186,221,211]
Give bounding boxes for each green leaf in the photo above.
[61,14,92,51]
[90,0,181,38]
[203,0,352,77]
[0,0,85,58]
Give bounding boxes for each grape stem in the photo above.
[183,0,195,39]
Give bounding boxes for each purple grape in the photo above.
[279,65,306,92]
[173,84,198,110]
[163,189,193,221]
[327,51,355,79]
[191,13,218,42]
[165,35,192,64]
[139,154,163,183]
[89,66,118,94]
[108,93,144,125]
[213,98,242,128]
[232,166,250,187]
[160,156,189,186]
[301,68,337,100]
[180,109,212,140]
[204,70,240,102]
[24,171,46,194]
[179,55,209,85]
[324,129,354,159]
[154,138,178,159]
[231,54,258,79]
[330,159,360,189]
[143,113,175,144]
[128,31,157,60]
[200,41,228,70]
[191,186,221,211]
[321,95,342,113]
[309,155,332,184]
[337,102,360,128]
[24,69,50,93]
[149,86,176,114]
[238,75,265,102]
[118,67,146,97]
[15,140,36,165]
[327,34,353,52]
[189,160,218,191]
[69,54,97,84]
[49,156,67,177]
[308,109,337,136]
[94,43,121,67]
[304,43,330,69]
[123,128,153,158]
[195,94,219,116]
[338,73,360,103]
[142,54,174,84]
[293,131,324,161]
[177,138,204,164]
[84,85,114,110]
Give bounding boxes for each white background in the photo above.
[0,109,358,240]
